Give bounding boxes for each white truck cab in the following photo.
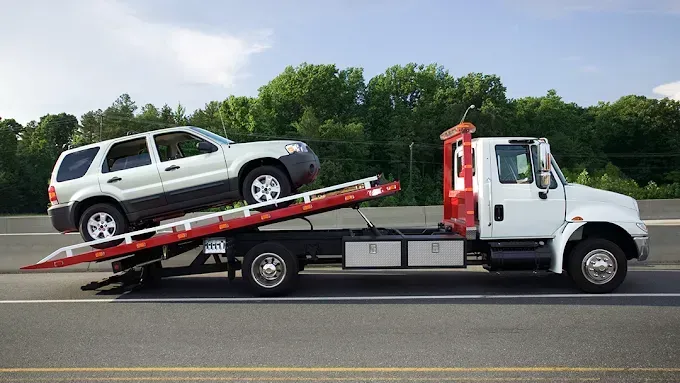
[449,131,649,292]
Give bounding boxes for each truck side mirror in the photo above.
[537,139,551,199]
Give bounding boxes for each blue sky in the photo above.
[1,0,679,124]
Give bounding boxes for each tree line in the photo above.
[1,62,680,215]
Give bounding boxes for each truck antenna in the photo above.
[460,104,476,124]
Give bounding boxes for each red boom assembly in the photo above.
[440,122,477,239]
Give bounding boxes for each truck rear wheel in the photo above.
[567,238,627,293]
[242,242,299,297]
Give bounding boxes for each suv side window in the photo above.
[102,138,152,173]
[153,132,217,162]
[495,145,533,184]
[56,147,100,182]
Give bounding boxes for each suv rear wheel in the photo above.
[242,166,292,212]
[78,203,128,249]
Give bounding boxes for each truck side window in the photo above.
[495,145,533,184]
[455,149,475,177]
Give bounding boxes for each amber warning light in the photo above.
[440,122,477,141]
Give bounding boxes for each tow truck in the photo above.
[21,118,650,295]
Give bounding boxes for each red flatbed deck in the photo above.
[21,178,401,271]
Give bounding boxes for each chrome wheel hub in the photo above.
[582,249,617,285]
[251,253,286,288]
[87,212,116,239]
[251,175,281,202]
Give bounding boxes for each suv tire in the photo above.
[78,203,128,249]
[242,165,292,212]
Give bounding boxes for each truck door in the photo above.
[489,142,565,239]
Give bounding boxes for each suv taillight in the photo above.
[48,185,59,205]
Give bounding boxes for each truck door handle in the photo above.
[107,177,122,183]
[165,165,180,171]
[494,204,504,221]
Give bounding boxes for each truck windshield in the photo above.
[189,127,235,145]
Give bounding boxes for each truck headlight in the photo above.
[285,143,308,154]
[636,222,648,233]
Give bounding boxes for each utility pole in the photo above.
[409,142,414,190]
[99,112,103,142]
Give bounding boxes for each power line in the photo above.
[8,112,680,158]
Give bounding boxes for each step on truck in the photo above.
[22,117,650,296]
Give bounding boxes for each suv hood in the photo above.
[220,140,297,154]
[565,183,639,213]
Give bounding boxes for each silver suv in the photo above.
[47,126,320,248]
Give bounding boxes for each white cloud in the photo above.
[0,0,272,124]
[653,81,680,101]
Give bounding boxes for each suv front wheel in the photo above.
[78,203,128,249]
[242,166,293,212]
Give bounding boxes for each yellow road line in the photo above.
[0,367,678,373]
[0,377,603,382]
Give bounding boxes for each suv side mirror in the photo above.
[537,139,551,199]
[197,141,215,153]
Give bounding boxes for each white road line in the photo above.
[1,293,680,304]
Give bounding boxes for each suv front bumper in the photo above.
[279,152,321,188]
[634,236,650,261]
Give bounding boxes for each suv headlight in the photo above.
[285,143,308,154]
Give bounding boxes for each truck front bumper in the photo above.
[634,236,650,261]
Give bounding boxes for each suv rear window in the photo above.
[56,147,100,182]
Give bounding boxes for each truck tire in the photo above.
[78,203,128,249]
[242,165,292,212]
[567,238,627,293]
[242,242,299,297]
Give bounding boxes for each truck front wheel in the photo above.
[567,238,627,293]
[242,242,299,297]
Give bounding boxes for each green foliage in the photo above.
[567,164,680,200]
[2,62,680,215]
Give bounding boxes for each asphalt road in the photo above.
[1,268,679,383]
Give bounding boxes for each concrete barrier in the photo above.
[3,199,680,234]
[1,200,679,273]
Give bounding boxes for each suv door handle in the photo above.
[107,177,122,183]
[165,165,180,171]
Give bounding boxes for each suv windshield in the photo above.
[189,127,235,145]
